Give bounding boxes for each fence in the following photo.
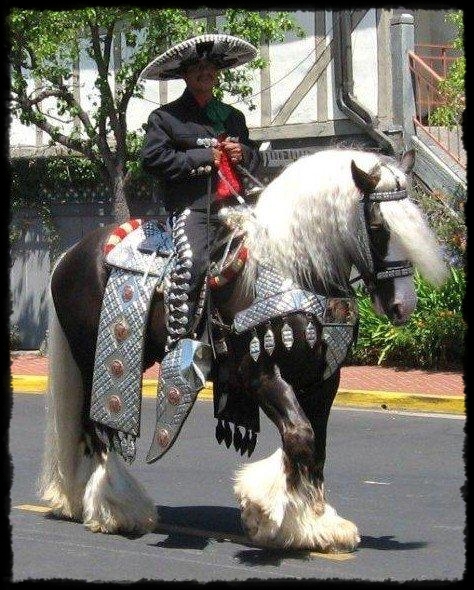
[414,43,459,79]
[408,46,465,170]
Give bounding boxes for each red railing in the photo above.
[409,45,465,169]
[414,43,459,78]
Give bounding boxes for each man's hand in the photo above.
[220,140,243,164]
[212,147,222,167]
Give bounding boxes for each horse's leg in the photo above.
[80,301,164,534]
[297,369,360,552]
[39,243,157,535]
[233,363,359,552]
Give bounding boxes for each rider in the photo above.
[140,34,261,353]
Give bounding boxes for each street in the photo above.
[9,394,465,582]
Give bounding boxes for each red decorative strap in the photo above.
[208,245,248,289]
[103,219,142,255]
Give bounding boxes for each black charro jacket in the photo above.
[141,89,261,213]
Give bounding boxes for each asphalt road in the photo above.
[9,394,465,583]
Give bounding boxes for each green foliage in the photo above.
[349,268,465,370]
[429,11,465,129]
[10,325,21,351]
[412,185,465,267]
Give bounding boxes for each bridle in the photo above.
[351,176,414,292]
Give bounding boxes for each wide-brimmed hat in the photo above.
[140,34,258,81]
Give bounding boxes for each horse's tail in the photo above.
[38,282,95,520]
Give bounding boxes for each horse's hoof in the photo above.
[306,506,361,553]
[85,520,110,534]
[240,503,261,538]
[325,517,360,553]
[84,519,155,536]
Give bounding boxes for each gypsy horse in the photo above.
[39,147,447,552]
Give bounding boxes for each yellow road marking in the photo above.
[334,389,464,414]
[14,504,354,560]
[16,504,51,513]
[308,551,355,561]
[11,376,48,394]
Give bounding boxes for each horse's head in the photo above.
[243,147,447,326]
[350,150,446,325]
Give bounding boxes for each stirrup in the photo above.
[146,339,212,463]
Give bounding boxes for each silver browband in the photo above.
[365,188,408,202]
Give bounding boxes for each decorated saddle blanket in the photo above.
[90,219,176,461]
[89,215,250,462]
[104,217,247,289]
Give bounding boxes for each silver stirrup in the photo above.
[146,339,212,463]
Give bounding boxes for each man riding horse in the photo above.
[140,34,261,378]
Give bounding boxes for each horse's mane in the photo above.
[242,148,447,294]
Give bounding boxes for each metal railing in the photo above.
[414,43,459,78]
[408,46,465,170]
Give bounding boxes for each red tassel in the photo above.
[216,148,242,200]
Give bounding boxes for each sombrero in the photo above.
[140,34,258,81]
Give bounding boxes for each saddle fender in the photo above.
[146,339,212,463]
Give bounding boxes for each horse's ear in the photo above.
[399,149,415,174]
[351,160,381,194]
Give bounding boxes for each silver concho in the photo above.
[263,326,275,356]
[305,320,317,348]
[249,334,261,362]
[281,322,294,350]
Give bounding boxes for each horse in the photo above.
[39,147,447,553]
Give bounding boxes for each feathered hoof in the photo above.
[84,512,157,536]
[82,452,158,536]
[239,499,283,544]
[238,496,359,553]
[234,448,360,553]
[41,485,84,523]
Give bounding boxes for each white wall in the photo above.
[352,9,378,115]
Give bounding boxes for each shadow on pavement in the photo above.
[359,535,427,551]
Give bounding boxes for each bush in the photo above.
[10,325,21,350]
[348,267,465,370]
[429,11,465,130]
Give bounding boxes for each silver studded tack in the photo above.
[122,284,134,301]
[281,322,294,350]
[249,333,261,362]
[305,320,317,348]
[263,325,275,356]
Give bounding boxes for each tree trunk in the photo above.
[112,167,130,223]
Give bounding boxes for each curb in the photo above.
[11,375,464,415]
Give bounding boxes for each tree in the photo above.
[9,8,302,221]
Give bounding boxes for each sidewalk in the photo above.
[10,352,465,415]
